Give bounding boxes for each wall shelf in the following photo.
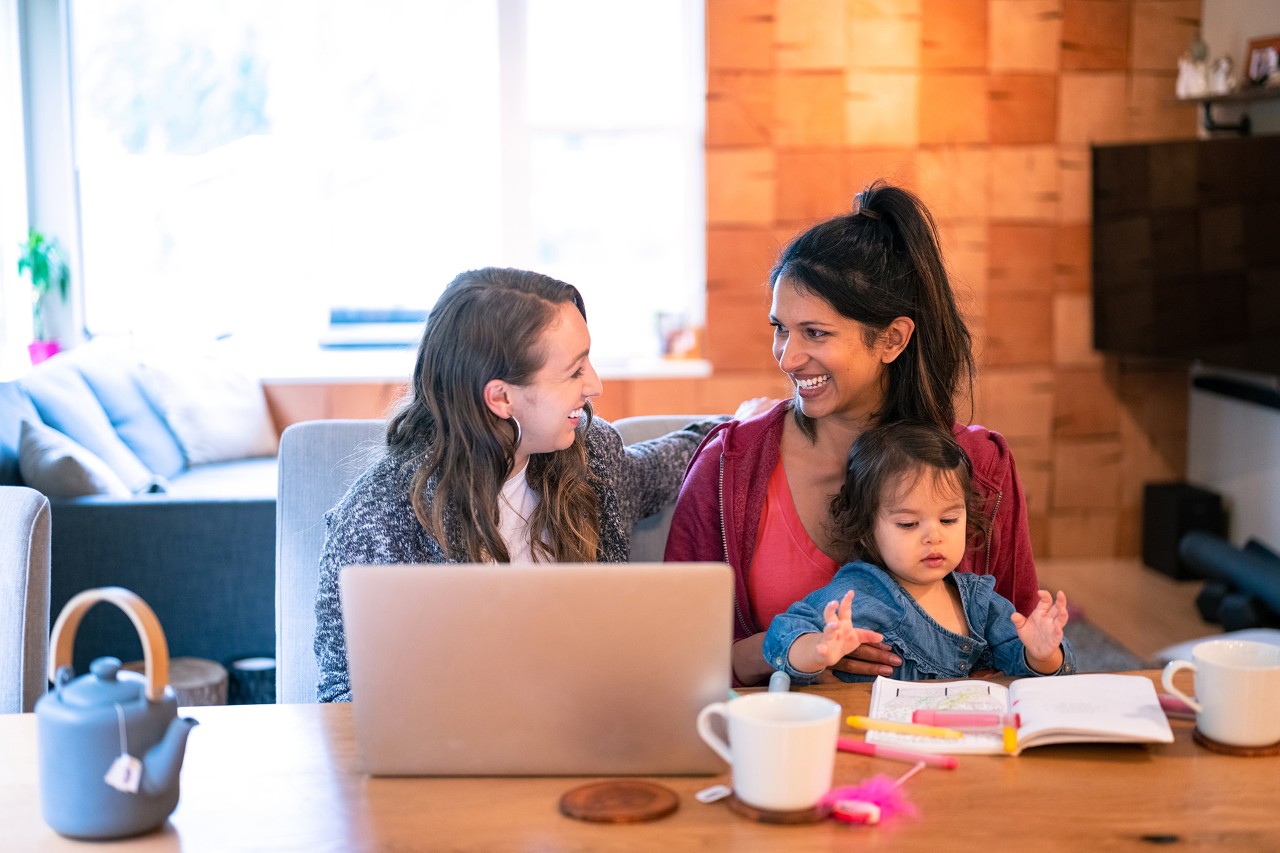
[1178,86,1280,135]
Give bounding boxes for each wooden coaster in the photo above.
[559,781,680,823]
[727,795,827,825]
[1192,727,1280,757]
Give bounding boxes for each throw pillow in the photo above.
[18,420,132,498]
[137,353,279,466]
[20,359,156,492]
[71,337,187,479]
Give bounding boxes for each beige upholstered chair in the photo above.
[275,419,385,704]
[275,414,706,703]
[610,415,705,562]
[1,486,52,713]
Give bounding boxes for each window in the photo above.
[65,0,704,364]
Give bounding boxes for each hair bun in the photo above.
[852,191,880,219]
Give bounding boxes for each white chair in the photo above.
[275,414,707,703]
[275,420,385,704]
[1,486,52,713]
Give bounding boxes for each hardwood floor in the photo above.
[1036,558,1220,661]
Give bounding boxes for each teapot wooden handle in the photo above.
[49,587,170,702]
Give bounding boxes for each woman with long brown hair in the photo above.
[315,267,735,702]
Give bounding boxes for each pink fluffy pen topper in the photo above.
[819,761,925,826]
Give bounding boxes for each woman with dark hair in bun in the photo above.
[665,181,1042,687]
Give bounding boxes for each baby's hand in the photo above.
[1010,589,1069,661]
[812,590,879,666]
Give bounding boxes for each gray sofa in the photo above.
[0,338,278,678]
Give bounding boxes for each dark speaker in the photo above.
[1142,483,1227,579]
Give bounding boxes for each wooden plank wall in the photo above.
[272,1,1207,559]
[681,0,1206,559]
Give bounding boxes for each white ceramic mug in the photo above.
[695,692,839,812]
[1162,639,1280,747]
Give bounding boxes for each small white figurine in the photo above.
[1176,37,1210,99]
[1177,55,1208,98]
[1209,56,1236,95]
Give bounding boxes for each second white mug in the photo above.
[695,691,839,812]
[1162,639,1280,747]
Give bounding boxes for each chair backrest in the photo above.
[610,415,705,563]
[0,486,51,713]
[276,419,385,704]
[275,414,705,703]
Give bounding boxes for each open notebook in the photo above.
[340,561,733,776]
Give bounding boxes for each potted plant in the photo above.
[17,227,70,364]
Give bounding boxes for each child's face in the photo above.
[873,469,967,593]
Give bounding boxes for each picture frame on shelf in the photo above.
[1246,34,1280,87]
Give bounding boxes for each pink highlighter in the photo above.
[912,710,1021,729]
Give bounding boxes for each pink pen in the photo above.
[837,737,959,769]
[1157,693,1197,720]
[912,710,1021,729]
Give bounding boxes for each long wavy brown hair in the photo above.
[386,268,599,562]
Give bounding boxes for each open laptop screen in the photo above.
[340,561,733,776]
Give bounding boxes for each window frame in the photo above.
[10,0,707,374]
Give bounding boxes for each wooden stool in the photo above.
[124,657,228,706]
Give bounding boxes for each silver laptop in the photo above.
[340,561,733,776]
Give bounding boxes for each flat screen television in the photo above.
[1091,135,1280,375]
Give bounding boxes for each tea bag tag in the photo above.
[103,703,142,794]
[104,753,143,794]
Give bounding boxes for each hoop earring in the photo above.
[508,415,522,447]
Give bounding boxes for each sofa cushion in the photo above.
[20,362,155,492]
[165,457,278,499]
[0,382,41,486]
[73,342,186,479]
[138,354,279,466]
[18,420,132,498]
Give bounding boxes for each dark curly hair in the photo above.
[827,421,990,568]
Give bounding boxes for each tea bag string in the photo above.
[115,702,129,756]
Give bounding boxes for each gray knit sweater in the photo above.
[313,416,718,702]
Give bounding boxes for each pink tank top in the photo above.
[747,460,839,629]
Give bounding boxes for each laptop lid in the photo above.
[340,561,733,776]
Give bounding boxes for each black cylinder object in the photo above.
[1179,532,1280,617]
[1195,581,1229,624]
[224,656,276,705]
[1218,593,1262,632]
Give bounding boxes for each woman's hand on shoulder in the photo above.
[733,396,780,420]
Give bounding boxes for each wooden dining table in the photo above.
[2,670,1277,851]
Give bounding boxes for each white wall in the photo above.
[0,0,30,378]
[1188,370,1280,548]
[1185,1,1280,549]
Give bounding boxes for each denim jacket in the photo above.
[762,561,1076,684]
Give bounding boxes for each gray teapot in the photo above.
[36,587,198,840]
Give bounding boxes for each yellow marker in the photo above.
[846,715,965,740]
[1003,725,1018,754]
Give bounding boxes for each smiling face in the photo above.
[872,466,968,597]
[769,277,901,428]
[506,302,603,470]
